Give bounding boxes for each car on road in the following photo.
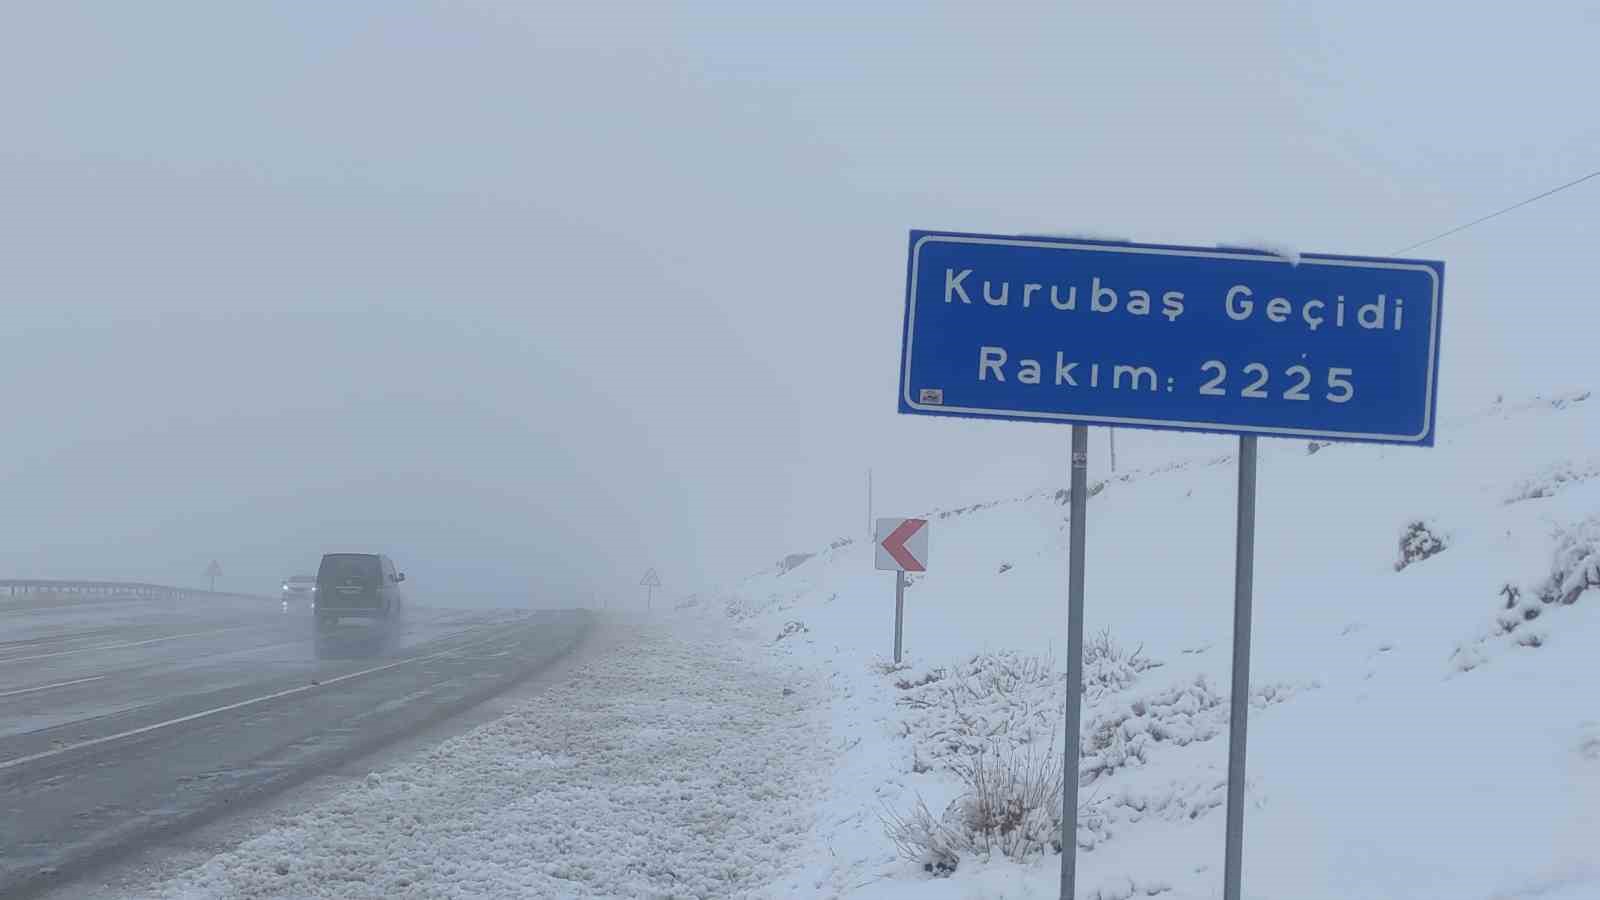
[280,574,316,611]
[313,553,406,657]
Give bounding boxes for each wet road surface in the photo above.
[0,594,589,898]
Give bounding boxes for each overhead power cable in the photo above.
[1392,167,1600,255]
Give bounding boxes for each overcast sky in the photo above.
[2,2,1596,603]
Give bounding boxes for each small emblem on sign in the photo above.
[919,388,944,405]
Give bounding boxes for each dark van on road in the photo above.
[313,553,406,656]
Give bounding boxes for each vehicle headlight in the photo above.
[282,584,289,591]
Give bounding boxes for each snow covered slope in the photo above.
[694,390,1600,899]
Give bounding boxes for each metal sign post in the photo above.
[1223,435,1258,900]
[875,517,929,664]
[893,570,906,662]
[1059,425,1089,897]
[895,229,1445,900]
[868,468,875,543]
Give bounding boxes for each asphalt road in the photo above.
[0,594,590,898]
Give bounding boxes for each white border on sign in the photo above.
[902,234,1442,443]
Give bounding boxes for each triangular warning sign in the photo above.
[640,569,662,588]
[204,560,223,578]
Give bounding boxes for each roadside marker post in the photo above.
[874,517,928,663]
[897,230,1443,900]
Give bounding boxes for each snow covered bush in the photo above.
[1516,629,1547,648]
[1504,458,1600,504]
[1083,628,1161,702]
[1395,519,1447,571]
[892,636,1159,773]
[773,620,809,642]
[777,552,814,574]
[1081,677,1310,785]
[1453,519,1598,671]
[723,588,805,621]
[1082,677,1224,784]
[893,651,1061,770]
[1533,517,1600,606]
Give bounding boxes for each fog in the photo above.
[3,2,1595,603]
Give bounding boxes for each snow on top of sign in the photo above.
[1215,238,1302,265]
[1020,230,1135,245]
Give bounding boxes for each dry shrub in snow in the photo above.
[881,794,962,876]
[1395,519,1447,571]
[947,740,1064,861]
[883,741,1089,875]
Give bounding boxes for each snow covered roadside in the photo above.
[708,392,1600,900]
[146,617,832,900]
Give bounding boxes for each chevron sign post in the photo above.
[875,518,928,662]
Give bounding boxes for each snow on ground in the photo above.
[147,618,831,900]
[135,390,1599,899]
[695,390,1600,899]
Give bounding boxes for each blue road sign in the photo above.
[899,231,1444,445]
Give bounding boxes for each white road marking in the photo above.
[0,626,259,664]
[0,631,509,772]
[0,675,108,699]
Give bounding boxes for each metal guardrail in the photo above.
[0,579,273,603]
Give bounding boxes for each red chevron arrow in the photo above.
[881,518,927,572]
